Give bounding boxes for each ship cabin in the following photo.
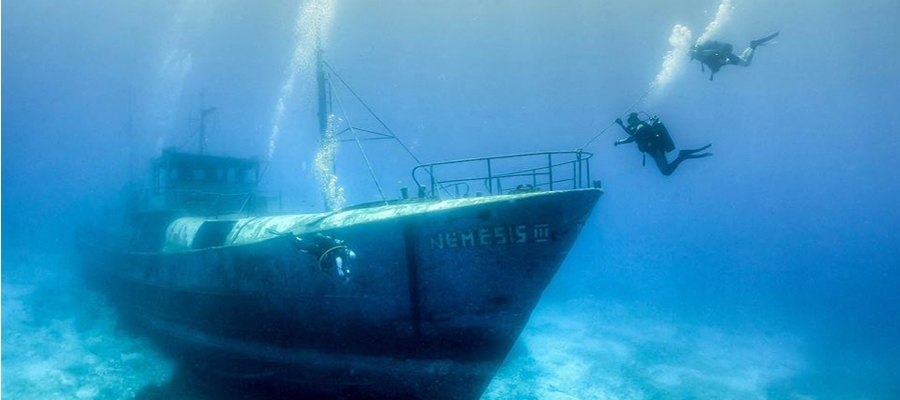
[125,149,277,252]
[140,148,272,217]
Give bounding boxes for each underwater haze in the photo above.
[3,0,900,398]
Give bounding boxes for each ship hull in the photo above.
[82,189,601,399]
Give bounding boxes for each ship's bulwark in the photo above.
[82,189,602,399]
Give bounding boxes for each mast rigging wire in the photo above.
[322,60,422,164]
[327,72,390,205]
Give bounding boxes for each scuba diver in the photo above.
[614,112,711,176]
[294,233,356,280]
[690,31,780,80]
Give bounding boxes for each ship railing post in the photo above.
[586,158,591,189]
[429,165,436,198]
[547,153,553,191]
[578,151,583,189]
[573,152,579,190]
[486,159,493,195]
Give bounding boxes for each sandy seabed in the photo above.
[3,254,810,399]
[485,297,807,400]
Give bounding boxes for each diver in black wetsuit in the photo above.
[294,233,356,280]
[614,113,711,176]
[691,31,780,80]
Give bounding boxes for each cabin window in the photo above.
[169,167,179,181]
[242,168,255,183]
[153,168,161,194]
[192,168,207,181]
[192,220,238,249]
[227,167,237,182]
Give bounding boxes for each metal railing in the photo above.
[411,151,594,199]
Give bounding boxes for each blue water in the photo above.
[3,0,900,398]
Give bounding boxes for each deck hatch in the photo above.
[192,220,238,249]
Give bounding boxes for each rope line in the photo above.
[319,245,348,270]
[577,86,654,151]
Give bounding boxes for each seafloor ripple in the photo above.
[484,297,807,400]
[1,254,174,399]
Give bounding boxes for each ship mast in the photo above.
[198,106,217,154]
[316,45,332,144]
[316,44,337,211]
[127,92,135,183]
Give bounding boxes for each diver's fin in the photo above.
[750,31,780,49]
[680,144,712,156]
[679,150,712,159]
